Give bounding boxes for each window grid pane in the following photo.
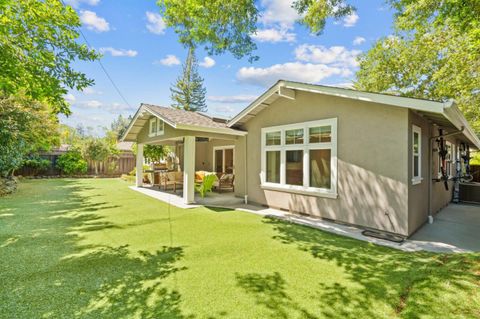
[309,126,331,143]
[285,129,304,145]
[310,149,331,189]
[266,151,281,183]
[266,131,281,146]
[286,150,303,185]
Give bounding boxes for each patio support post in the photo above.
[136,143,144,187]
[183,136,195,204]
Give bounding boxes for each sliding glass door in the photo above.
[213,147,234,174]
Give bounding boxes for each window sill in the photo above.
[411,177,423,185]
[261,184,338,199]
[148,131,164,138]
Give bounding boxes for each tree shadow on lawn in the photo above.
[0,179,190,318]
[236,272,318,319]
[261,217,480,318]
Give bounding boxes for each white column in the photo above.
[183,136,195,204]
[136,143,144,187]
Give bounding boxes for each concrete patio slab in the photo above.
[410,204,480,252]
[129,186,480,253]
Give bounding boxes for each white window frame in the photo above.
[260,118,338,199]
[148,117,164,137]
[213,145,235,174]
[411,125,423,185]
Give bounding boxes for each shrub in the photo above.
[56,150,87,175]
[21,157,51,175]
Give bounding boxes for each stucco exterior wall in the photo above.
[238,91,410,236]
[407,111,431,235]
[404,111,459,235]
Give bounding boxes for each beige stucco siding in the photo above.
[407,110,457,235]
[407,111,431,235]
[239,91,410,236]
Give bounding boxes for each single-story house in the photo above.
[121,80,480,237]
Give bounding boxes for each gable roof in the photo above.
[121,104,246,141]
[145,104,229,129]
[227,80,480,149]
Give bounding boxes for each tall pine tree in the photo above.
[170,46,207,112]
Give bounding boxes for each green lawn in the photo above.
[1,179,479,318]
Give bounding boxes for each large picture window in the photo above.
[261,118,337,198]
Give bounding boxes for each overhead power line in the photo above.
[59,0,132,109]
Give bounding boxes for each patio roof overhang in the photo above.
[121,104,247,142]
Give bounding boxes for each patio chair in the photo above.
[216,173,234,193]
[160,171,184,193]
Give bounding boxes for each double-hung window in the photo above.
[261,118,337,198]
[149,117,165,137]
[412,125,422,185]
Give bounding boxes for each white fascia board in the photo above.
[227,81,282,127]
[143,106,177,128]
[228,80,446,127]
[443,101,480,149]
[176,124,248,136]
[282,81,445,114]
[120,104,147,142]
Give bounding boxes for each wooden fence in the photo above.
[16,151,136,177]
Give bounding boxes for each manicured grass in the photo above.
[1,179,479,318]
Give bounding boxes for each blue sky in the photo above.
[61,0,395,135]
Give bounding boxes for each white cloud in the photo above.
[252,0,299,43]
[100,47,138,57]
[155,54,181,66]
[213,105,235,115]
[64,0,100,8]
[343,12,359,27]
[208,95,257,103]
[294,44,361,67]
[64,93,76,103]
[107,102,135,112]
[83,100,103,108]
[80,10,110,32]
[81,87,102,95]
[237,62,349,87]
[252,28,296,43]
[353,36,366,45]
[199,56,216,68]
[259,0,299,28]
[146,11,166,35]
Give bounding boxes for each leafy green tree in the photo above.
[170,46,207,112]
[158,0,355,61]
[132,144,170,163]
[0,0,99,115]
[110,115,133,139]
[0,95,59,178]
[356,0,480,131]
[82,138,111,175]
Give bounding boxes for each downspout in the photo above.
[427,126,464,223]
[244,134,248,204]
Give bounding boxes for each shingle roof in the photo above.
[144,104,228,129]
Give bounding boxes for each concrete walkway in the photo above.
[130,186,479,253]
[410,204,480,252]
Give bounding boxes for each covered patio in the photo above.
[122,103,248,205]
